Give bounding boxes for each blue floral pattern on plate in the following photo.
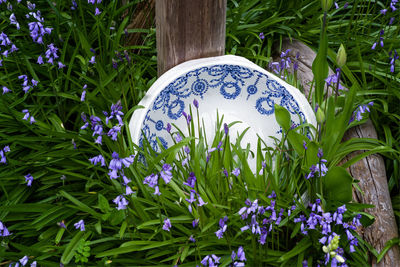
[139,64,306,152]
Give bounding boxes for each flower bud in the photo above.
[321,0,333,11]
[336,44,347,68]
[335,255,345,263]
[316,107,325,124]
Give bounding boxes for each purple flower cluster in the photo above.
[371,29,385,50]
[108,152,134,180]
[27,10,52,44]
[389,50,398,73]
[9,13,20,29]
[350,102,373,122]
[231,246,246,267]
[162,218,171,231]
[0,220,11,237]
[0,145,10,164]
[238,192,291,245]
[215,216,228,239]
[325,68,344,90]
[334,2,349,9]
[294,200,361,265]
[2,86,11,94]
[36,43,65,68]
[306,148,328,179]
[112,50,132,70]
[25,173,34,186]
[113,195,129,210]
[0,32,18,61]
[143,164,173,195]
[18,75,38,94]
[89,154,105,166]
[183,172,207,212]
[22,109,36,124]
[81,84,87,102]
[81,101,125,144]
[201,254,220,267]
[88,0,103,16]
[74,219,85,231]
[269,49,300,80]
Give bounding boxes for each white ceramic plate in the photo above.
[129,55,316,156]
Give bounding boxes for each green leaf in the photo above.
[288,131,307,156]
[274,104,291,132]
[377,238,400,263]
[55,227,66,244]
[61,231,90,265]
[98,193,110,213]
[59,190,102,219]
[279,238,312,262]
[323,166,353,203]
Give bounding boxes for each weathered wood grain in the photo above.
[155,0,227,76]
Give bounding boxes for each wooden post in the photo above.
[155,0,227,76]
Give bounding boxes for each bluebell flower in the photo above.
[189,235,196,242]
[224,123,229,135]
[89,154,105,166]
[9,13,20,29]
[107,125,121,141]
[27,11,52,44]
[325,71,344,89]
[175,133,182,142]
[27,2,36,10]
[162,218,171,231]
[25,174,34,186]
[193,99,199,108]
[19,256,29,266]
[45,44,59,64]
[125,185,134,195]
[185,190,196,206]
[113,195,129,210]
[197,195,207,206]
[201,254,220,267]
[22,109,36,124]
[160,163,172,184]
[143,173,158,188]
[166,123,172,133]
[31,261,37,267]
[71,0,77,10]
[74,219,85,231]
[89,56,96,64]
[0,221,11,236]
[37,55,44,64]
[107,101,124,125]
[58,62,66,69]
[183,172,196,188]
[350,102,374,122]
[108,152,122,179]
[192,218,199,228]
[259,32,265,40]
[232,246,246,266]
[232,167,240,177]
[94,7,101,16]
[2,86,11,94]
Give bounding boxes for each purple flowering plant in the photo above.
[0,0,398,266]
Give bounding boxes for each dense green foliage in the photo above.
[0,0,399,266]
